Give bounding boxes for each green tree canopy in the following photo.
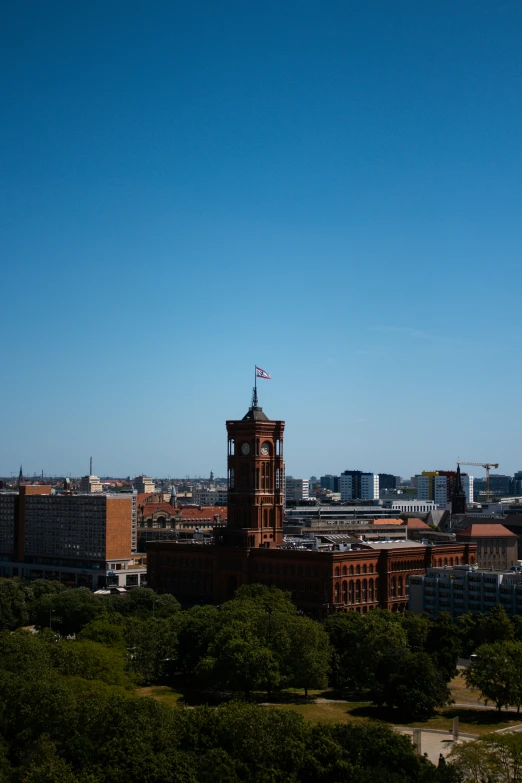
[373,649,450,720]
[465,640,522,711]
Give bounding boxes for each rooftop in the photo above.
[457,523,517,538]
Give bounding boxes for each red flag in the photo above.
[256,366,271,380]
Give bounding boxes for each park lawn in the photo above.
[271,701,369,725]
[136,685,184,706]
[271,702,522,736]
[449,673,484,705]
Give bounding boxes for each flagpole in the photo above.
[253,365,258,408]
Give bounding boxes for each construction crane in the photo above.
[458,461,499,502]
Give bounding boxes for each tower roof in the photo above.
[453,463,466,498]
[242,406,269,422]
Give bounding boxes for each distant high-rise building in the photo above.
[378,473,398,491]
[134,476,156,494]
[285,477,310,503]
[79,475,103,493]
[0,486,143,588]
[416,471,473,506]
[487,475,513,497]
[513,472,522,496]
[320,474,339,492]
[340,470,379,501]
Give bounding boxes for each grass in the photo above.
[136,685,184,706]
[449,673,485,705]
[136,679,522,737]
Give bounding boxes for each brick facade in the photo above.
[147,400,477,615]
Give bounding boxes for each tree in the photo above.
[107,588,180,619]
[176,605,220,673]
[286,616,331,697]
[425,611,461,680]
[124,617,178,684]
[77,618,127,650]
[324,611,365,691]
[0,578,30,630]
[15,735,80,783]
[373,650,450,720]
[324,609,409,694]
[197,627,280,697]
[447,738,500,782]
[475,606,514,647]
[465,641,522,712]
[401,611,430,653]
[33,588,107,635]
[50,639,134,689]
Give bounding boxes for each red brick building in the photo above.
[0,486,143,589]
[147,400,476,615]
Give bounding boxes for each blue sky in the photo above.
[2,1,521,480]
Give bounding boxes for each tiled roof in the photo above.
[368,518,404,526]
[180,506,227,521]
[406,518,431,530]
[457,523,517,538]
[137,493,155,505]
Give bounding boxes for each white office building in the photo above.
[339,472,379,501]
[390,500,437,514]
[285,478,310,503]
[360,473,379,500]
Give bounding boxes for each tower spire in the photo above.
[18,465,23,488]
[451,462,467,515]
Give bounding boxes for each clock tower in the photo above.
[222,396,285,548]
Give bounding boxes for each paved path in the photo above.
[394,727,473,765]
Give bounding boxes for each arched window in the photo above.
[342,566,347,576]
[335,566,340,577]
[342,581,348,603]
[349,580,354,604]
[334,583,340,602]
[362,579,367,601]
[369,578,374,601]
[398,576,403,596]
[356,581,361,602]
[363,564,367,574]
[444,558,448,566]
[450,557,454,566]
[356,565,361,575]
[369,564,374,573]
[391,577,396,597]
[349,565,354,575]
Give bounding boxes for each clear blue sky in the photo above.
[2,1,521,480]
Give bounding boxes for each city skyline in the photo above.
[2,2,521,478]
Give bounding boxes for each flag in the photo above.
[256,366,271,380]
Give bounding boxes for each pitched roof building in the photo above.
[456,523,518,570]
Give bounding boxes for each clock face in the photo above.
[260,442,270,456]
[241,442,251,455]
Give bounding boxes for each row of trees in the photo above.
[448,732,522,782]
[0,625,457,783]
[4,578,522,718]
